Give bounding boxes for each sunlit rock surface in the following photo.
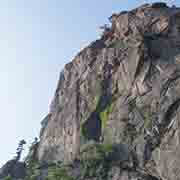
[2,2,179,180]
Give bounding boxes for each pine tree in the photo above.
[15,139,26,161]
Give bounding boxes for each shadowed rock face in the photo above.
[0,160,26,179]
[37,2,180,180]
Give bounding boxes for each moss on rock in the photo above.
[100,102,114,130]
[107,39,129,50]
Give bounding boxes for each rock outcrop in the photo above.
[36,2,180,180]
[2,2,180,180]
[0,160,26,180]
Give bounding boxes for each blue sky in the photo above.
[0,0,180,165]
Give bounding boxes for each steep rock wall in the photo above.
[37,3,180,179]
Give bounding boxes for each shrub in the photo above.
[24,160,40,180]
[46,166,74,180]
[80,122,89,139]
[108,40,128,50]
[80,142,113,178]
[100,102,114,130]
[4,175,12,180]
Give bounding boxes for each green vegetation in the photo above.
[25,139,40,180]
[80,76,118,140]
[94,95,101,110]
[80,141,113,159]
[143,110,151,129]
[103,128,114,144]
[46,166,74,180]
[143,108,151,129]
[80,142,113,179]
[100,102,114,130]
[23,141,114,180]
[25,160,40,180]
[79,111,91,141]
[80,123,88,140]
[4,175,12,180]
[101,143,113,156]
[80,95,115,140]
[108,39,128,50]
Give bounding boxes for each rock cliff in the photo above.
[36,2,180,180]
[1,2,180,180]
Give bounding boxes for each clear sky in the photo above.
[0,0,180,166]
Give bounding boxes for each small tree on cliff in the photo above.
[14,139,26,161]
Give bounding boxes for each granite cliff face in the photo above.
[36,2,180,180]
[1,2,180,180]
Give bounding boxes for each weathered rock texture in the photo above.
[37,2,180,180]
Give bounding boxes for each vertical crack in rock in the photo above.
[82,61,114,142]
[160,98,180,134]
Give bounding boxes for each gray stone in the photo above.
[0,160,26,179]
